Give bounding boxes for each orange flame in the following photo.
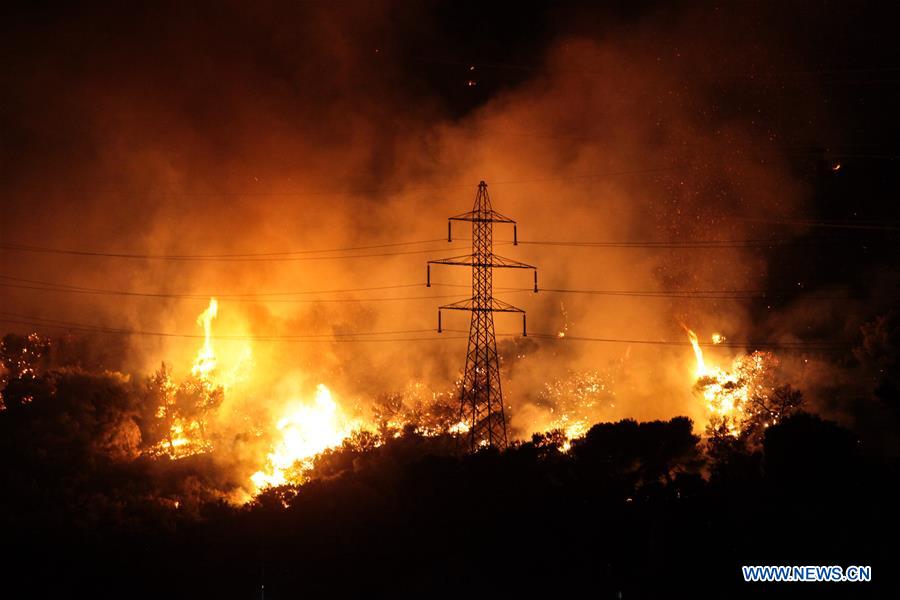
[683,325,775,437]
[191,298,218,380]
[250,384,358,490]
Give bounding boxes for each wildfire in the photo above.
[146,365,216,460]
[192,298,218,380]
[250,384,358,490]
[538,370,615,451]
[683,325,777,437]
[685,327,706,377]
[147,298,225,460]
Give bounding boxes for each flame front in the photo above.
[250,384,357,490]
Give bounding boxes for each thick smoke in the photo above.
[2,1,889,467]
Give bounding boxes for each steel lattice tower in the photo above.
[427,181,537,451]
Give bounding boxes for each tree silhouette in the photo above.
[856,310,900,417]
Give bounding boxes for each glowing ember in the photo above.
[0,333,49,409]
[558,301,571,339]
[250,384,358,490]
[448,420,470,434]
[537,370,615,450]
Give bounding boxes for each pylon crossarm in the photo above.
[428,254,476,267]
[449,306,523,313]
[448,209,516,224]
[489,298,525,313]
[438,298,476,311]
[490,254,536,270]
[437,298,524,313]
[429,254,535,270]
[429,257,530,271]
[448,211,515,223]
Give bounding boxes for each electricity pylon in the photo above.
[427,181,538,451]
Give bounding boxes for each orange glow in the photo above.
[191,298,218,380]
[684,325,777,437]
[251,384,359,489]
[684,326,706,378]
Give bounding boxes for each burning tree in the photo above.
[535,369,616,450]
[685,327,804,453]
[144,299,225,460]
[371,389,457,439]
[144,362,223,459]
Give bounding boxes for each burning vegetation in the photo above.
[0,287,823,501]
[134,298,466,495]
[683,325,804,448]
[8,296,803,502]
[7,288,799,502]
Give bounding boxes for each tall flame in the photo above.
[147,298,221,460]
[192,298,218,379]
[684,326,706,377]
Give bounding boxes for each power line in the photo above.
[0,320,467,343]
[0,281,478,304]
[0,275,424,298]
[0,312,853,351]
[0,313,456,343]
[0,241,499,262]
[1,275,882,303]
[4,230,892,265]
[524,332,851,350]
[519,287,883,301]
[0,274,528,304]
[446,329,851,350]
[0,238,446,259]
[515,237,884,249]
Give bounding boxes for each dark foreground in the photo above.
[1,392,897,598]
